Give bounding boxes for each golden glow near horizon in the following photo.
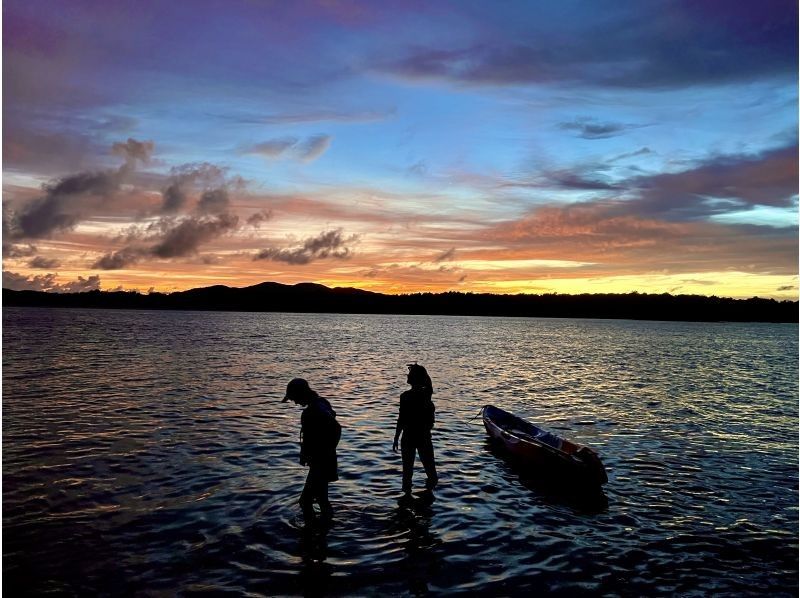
[32,264,794,300]
[3,211,798,298]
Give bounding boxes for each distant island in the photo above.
[3,282,797,323]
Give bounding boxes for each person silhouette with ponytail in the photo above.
[392,363,438,497]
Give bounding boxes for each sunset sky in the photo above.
[3,0,798,297]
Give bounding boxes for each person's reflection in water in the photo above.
[298,523,332,597]
[393,492,441,595]
[393,363,438,500]
[283,378,341,525]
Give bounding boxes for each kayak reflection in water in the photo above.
[393,363,439,498]
[283,378,342,524]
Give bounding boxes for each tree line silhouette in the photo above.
[3,281,797,322]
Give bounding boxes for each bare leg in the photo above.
[401,438,416,494]
[300,471,316,519]
[315,478,333,521]
[417,435,438,489]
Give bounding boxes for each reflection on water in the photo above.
[484,439,610,514]
[3,308,798,595]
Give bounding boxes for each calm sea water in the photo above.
[3,307,798,596]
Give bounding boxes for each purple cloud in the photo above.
[244,138,298,159]
[295,134,332,162]
[380,2,797,89]
[242,135,332,162]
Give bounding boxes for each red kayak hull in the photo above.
[483,404,608,486]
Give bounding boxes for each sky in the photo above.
[2,0,798,298]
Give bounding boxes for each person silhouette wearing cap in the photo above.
[392,364,438,497]
[283,378,341,523]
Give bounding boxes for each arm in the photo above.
[300,411,309,465]
[393,395,404,452]
[392,416,402,452]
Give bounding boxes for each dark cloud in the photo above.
[433,247,456,262]
[496,167,620,192]
[13,197,84,239]
[558,118,644,139]
[523,143,796,219]
[7,138,155,239]
[112,138,154,168]
[246,210,273,227]
[29,256,62,269]
[254,228,358,265]
[2,270,101,293]
[777,285,796,292]
[609,147,653,162]
[94,212,241,269]
[151,213,240,259]
[43,170,119,198]
[158,163,234,214]
[197,188,230,214]
[381,1,797,89]
[630,144,798,219]
[92,246,147,270]
[161,182,188,214]
[3,243,38,258]
[547,171,620,191]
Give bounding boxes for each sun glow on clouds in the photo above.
[2,0,797,299]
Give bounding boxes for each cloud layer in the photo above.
[2,1,796,298]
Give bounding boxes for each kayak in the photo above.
[483,404,608,486]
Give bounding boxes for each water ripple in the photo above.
[3,308,798,595]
